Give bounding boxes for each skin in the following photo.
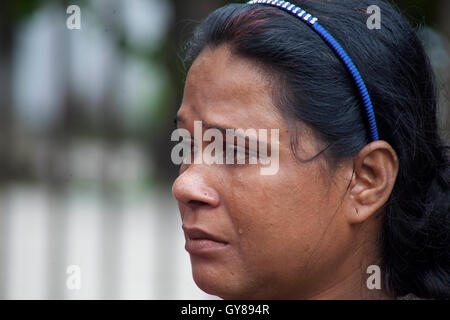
[172,45,399,299]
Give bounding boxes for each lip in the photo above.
[183,226,229,254]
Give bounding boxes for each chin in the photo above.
[191,264,247,299]
[192,269,230,298]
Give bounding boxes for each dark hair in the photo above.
[183,0,450,299]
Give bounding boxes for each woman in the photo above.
[172,0,449,299]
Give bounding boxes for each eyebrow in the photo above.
[175,114,229,133]
[174,114,270,146]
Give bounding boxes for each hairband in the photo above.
[247,0,380,141]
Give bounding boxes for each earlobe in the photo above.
[346,141,399,225]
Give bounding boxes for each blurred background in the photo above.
[0,0,448,299]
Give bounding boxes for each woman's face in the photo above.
[172,45,357,299]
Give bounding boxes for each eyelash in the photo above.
[224,144,249,160]
[180,141,253,164]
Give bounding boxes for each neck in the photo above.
[300,226,393,300]
[307,263,393,300]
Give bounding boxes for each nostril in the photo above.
[188,199,208,206]
[172,175,220,207]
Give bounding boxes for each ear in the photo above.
[345,141,399,224]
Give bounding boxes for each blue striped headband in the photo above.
[247,0,380,141]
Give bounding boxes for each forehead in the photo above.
[179,45,283,130]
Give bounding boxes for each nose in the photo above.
[172,169,220,208]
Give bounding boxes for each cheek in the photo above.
[225,160,331,270]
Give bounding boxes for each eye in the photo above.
[177,138,198,164]
[223,143,250,164]
[247,148,259,160]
